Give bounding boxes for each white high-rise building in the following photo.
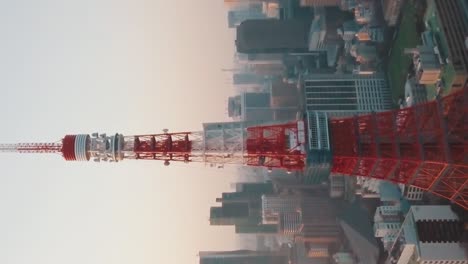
[386,205,468,264]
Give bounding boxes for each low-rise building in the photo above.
[399,184,425,201]
[373,222,401,238]
[410,45,441,85]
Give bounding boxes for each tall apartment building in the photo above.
[386,205,468,264]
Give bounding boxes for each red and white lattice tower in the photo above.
[0,121,307,171]
[329,85,467,209]
[0,86,466,209]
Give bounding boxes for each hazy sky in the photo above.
[0,1,239,263]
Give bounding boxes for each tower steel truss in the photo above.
[330,86,467,209]
[0,87,466,209]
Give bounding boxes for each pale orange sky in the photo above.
[0,1,240,264]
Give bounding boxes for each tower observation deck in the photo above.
[1,86,467,209]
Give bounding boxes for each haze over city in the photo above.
[0,0,467,264]
[0,1,240,264]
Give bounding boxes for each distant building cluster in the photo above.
[399,0,467,103]
[198,0,468,263]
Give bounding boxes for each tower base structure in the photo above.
[328,87,467,209]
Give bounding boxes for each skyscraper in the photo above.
[303,73,392,115]
[228,92,298,122]
[260,194,340,242]
[228,3,266,28]
[236,19,309,54]
[199,250,288,264]
[299,197,340,243]
[210,182,279,234]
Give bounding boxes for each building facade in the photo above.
[329,174,345,198]
[299,0,340,7]
[399,184,424,201]
[386,205,468,264]
[228,91,298,122]
[199,250,288,264]
[228,3,266,28]
[373,222,401,238]
[303,73,391,186]
[236,19,309,54]
[260,195,340,242]
[382,0,404,26]
[374,205,402,223]
[411,45,441,85]
[308,7,327,51]
[431,0,468,91]
[210,182,279,234]
[303,73,392,115]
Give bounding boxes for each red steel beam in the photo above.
[330,86,468,209]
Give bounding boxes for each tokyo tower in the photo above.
[1,86,467,209]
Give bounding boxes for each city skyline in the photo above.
[0,0,467,264]
[0,1,241,264]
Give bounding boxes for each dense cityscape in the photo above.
[200,0,468,264]
[0,0,465,263]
